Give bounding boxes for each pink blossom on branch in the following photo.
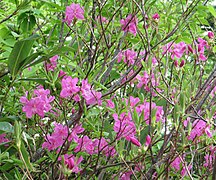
[93,137,116,157]
[60,76,80,98]
[113,112,141,147]
[152,13,160,20]
[81,79,102,105]
[61,154,83,173]
[145,135,151,147]
[44,55,58,72]
[65,3,84,25]
[120,14,138,36]
[0,134,10,145]
[208,31,214,39]
[20,87,55,118]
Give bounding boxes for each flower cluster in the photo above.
[136,100,164,125]
[113,112,141,147]
[186,119,212,141]
[171,156,192,177]
[0,134,9,145]
[204,146,216,169]
[136,70,162,96]
[45,55,58,71]
[65,3,84,25]
[60,77,102,105]
[162,36,210,62]
[118,49,137,66]
[20,86,55,118]
[42,123,84,151]
[120,14,138,36]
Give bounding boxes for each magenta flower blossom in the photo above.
[136,71,149,88]
[93,137,116,157]
[162,41,187,60]
[60,76,80,98]
[68,124,85,142]
[65,3,84,25]
[45,55,58,71]
[20,87,55,118]
[179,60,185,67]
[145,135,151,147]
[74,135,95,155]
[117,49,137,66]
[120,14,138,36]
[129,96,140,107]
[0,134,9,145]
[208,31,214,39]
[188,120,212,140]
[42,123,84,151]
[136,100,164,124]
[171,156,192,177]
[152,13,160,20]
[58,70,66,78]
[96,16,108,24]
[81,79,102,105]
[120,171,132,180]
[113,112,141,147]
[106,99,115,108]
[63,154,83,173]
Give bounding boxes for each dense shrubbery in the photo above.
[0,0,216,179]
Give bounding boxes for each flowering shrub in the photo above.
[0,0,216,179]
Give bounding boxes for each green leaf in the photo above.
[208,6,216,18]
[20,141,34,171]
[19,78,47,85]
[0,122,14,133]
[19,52,43,70]
[14,121,21,148]
[8,35,40,78]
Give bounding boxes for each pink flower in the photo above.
[64,155,83,173]
[171,157,181,171]
[136,101,164,124]
[120,171,132,180]
[42,123,69,151]
[106,99,115,108]
[118,49,137,66]
[179,60,185,67]
[208,31,214,39]
[74,136,95,155]
[93,137,116,157]
[129,96,140,107]
[136,71,149,88]
[113,112,141,147]
[120,14,138,36]
[188,120,212,140]
[69,124,85,142]
[145,135,151,147]
[174,60,178,67]
[45,55,58,71]
[81,79,102,105]
[152,13,160,20]
[0,134,9,145]
[130,137,141,147]
[60,76,80,98]
[96,16,108,24]
[58,70,66,78]
[162,42,187,60]
[65,3,84,25]
[20,87,55,118]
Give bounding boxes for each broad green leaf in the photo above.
[20,141,34,171]
[0,122,14,133]
[208,6,216,18]
[8,34,40,78]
